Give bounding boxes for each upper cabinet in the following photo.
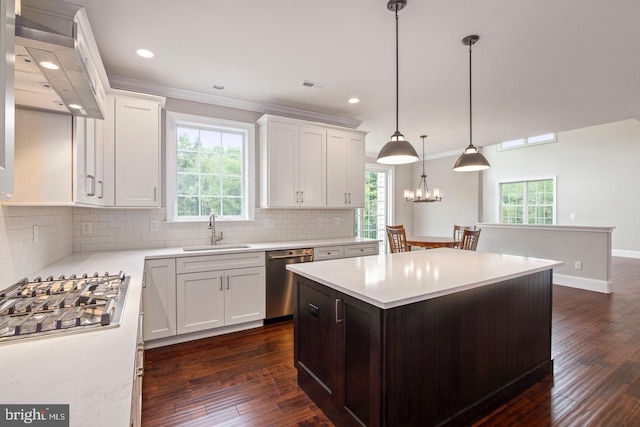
[327,129,365,208]
[0,0,15,198]
[259,117,326,208]
[258,115,365,209]
[112,92,164,207]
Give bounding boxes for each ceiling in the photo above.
[70,0,640,157]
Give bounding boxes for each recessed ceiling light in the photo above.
[136,49,154,58]
[213,85,224,90]
[68,104,83,110]
[39,61,59,70]
[348,97,360,104]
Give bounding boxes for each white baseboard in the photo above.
[612,249,640,259]
[554,273,611,294]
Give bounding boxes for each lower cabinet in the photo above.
[314,242,379,262]
[294,275,381,427]
[142,258,177,341]
[176,266,265,334]
[143,252,266,344]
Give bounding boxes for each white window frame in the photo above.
[165,111,255,222]
[356,163,394,254]
[498,133,556,151]
[496,176,557,225]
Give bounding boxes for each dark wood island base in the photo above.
[293,270,553,427]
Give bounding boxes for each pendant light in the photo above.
[453,35,491,172]
[404,135,443,202]
[376,0,419,165]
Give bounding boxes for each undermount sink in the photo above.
[182,244,251,252]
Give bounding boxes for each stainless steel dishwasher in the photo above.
[265,248,314,321]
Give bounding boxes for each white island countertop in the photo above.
[0,237,379,427]
[288,248,563,309]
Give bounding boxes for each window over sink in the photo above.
[166,112,255,222]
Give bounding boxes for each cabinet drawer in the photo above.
[176,251,265,274]
[344,244,379,258]
[314,246,344,261]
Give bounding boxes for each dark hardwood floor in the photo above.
[142,257,640,426]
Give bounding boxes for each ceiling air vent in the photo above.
[302,80,327,89]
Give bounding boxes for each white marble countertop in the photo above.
[287,248,563,309]
[0,237,378,427]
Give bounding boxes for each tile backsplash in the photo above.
[72,207,355,252]
[0,205,355,283]
[0,206,73,285]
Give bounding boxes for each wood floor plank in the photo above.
[142,257,640,426]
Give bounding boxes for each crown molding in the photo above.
[108,75,363,129]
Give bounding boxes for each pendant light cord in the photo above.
[395,9,400,134]
[468,40,473,148]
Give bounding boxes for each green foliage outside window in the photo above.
[177,126,243,218]
[500,179,554,224]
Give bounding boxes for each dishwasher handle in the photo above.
[267,249,314,260]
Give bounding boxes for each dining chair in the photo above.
[459,228,481,251]
[453,225,476,249]
[386,225,411,253]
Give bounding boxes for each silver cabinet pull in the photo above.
[219,276,223,291]
[300,191,304,203]
[295,190,299,204]
[344,193,347,204]
[335,298,343,323]
[226,276,230,290]
[153,187,157,202]
[142,272,146,288]
[87,175,96,197]
[98,180,103,199]
[348,192,351,204]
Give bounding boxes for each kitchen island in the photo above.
[288,248,562,427]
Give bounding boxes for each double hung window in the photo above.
[500,178,555,224]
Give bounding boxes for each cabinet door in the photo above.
[143,259,177,341]
[114,96,160,207]
[326,130,350,207]
[0,0,14,197]
[264,121,299,207]
[74,117,98,204]
[345,132,365,208]
[225,266,266,326]
[177,270,225,334]
[327,130,365,208]
[298,126,326,207]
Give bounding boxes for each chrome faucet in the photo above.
[208,213,223,245]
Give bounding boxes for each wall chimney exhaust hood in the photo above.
[15,0,106,119]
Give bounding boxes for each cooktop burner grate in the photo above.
[0,271,129,343]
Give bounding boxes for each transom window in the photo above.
[500,178,556,224]
[499,133,556,151]
[166,112,255,222]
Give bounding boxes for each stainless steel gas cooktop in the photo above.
[0,271,129,343]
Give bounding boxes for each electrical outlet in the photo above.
[264,218,274,228]
[333,217,341,226]
[575,261,583,270]
[150,220,159,231]
[33,225,39,244]
[81,222,92,235]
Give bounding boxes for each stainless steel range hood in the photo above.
[15,1,105,119]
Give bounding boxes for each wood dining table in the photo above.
[406,236,459,249]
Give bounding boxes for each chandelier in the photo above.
[404,135,442,203]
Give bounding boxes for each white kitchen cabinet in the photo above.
[142,258,177,341]
[259,115,326,208]
[0,0,15,198]
[327,129,366,208]
[313,242,378,262]
[177,269,225,334]
[74,116,109,205]
[112,92,163,207]
[224,266,266,325]
[343,242,379,258]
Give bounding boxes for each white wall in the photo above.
[410,155,480,237]
[481,119,640,254]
